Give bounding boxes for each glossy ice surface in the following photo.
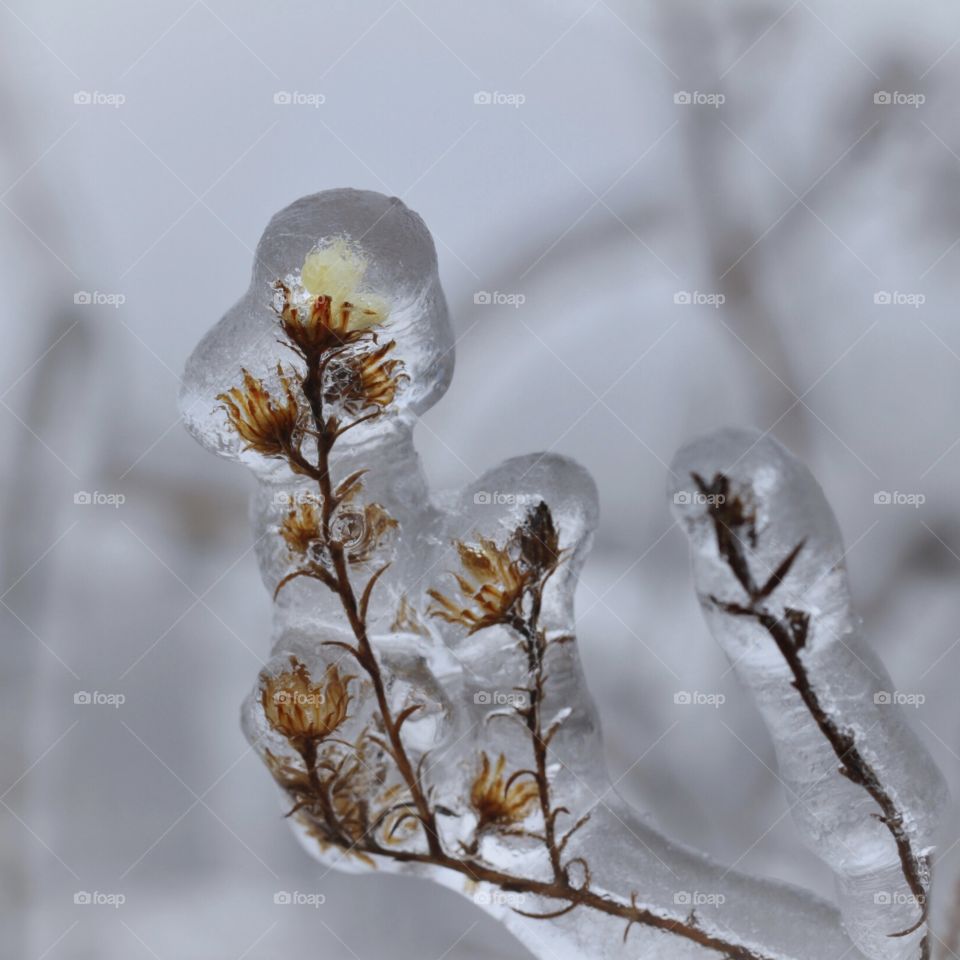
[181,191,943,960]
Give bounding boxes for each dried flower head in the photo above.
[427,536,529,634]
[427,504,563,635]
[280,500,323,558]
[515,501,562,577]
[218,365,303,464]
[326,341,407,414]
[261,658,353,743]
[330,502,399,564]
[276,285,384,358]
[274,239,389,359]
[470,753,539,831]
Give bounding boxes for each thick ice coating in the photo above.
[179,190,915,960]
[180,188,455,472]
[670,428,947,960]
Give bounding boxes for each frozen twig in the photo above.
[671,429,947,960]
[181,190,945,960]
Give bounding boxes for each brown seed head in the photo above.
[326,340,407,414]
[276,282,384,359]
[261,658,353,742]
[514,501,561,577]
[280,500,323,558]
[427,537,529,634]
[470,753,539,830]
[218,365,302,462]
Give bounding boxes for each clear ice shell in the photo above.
[670,428,948,960]
[181,192,898,960]
[179,189,454,473]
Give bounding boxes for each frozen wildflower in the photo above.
[261,658,352,744]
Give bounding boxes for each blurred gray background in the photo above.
[4,1,960,957]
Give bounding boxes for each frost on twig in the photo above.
[670,429,947,960]
[181,189,943,960]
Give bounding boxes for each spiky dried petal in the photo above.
[218,365,303,462]
[470,752,539,830]
[326,340,407,415]
[428,537,529,634]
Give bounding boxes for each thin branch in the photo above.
[696,471,930,954]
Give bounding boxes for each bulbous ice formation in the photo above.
[180,188,455,472]
[181,189,942,960]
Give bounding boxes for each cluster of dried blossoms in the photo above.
[216,240,782,960]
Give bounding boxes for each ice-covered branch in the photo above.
[181,190,944,960]
[670,429,947,960]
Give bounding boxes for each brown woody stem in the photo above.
[512,584,564,881]
[327,839,774,960]
[301,359,442,857]
[693,472,930,958]
[299,738,349,846]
